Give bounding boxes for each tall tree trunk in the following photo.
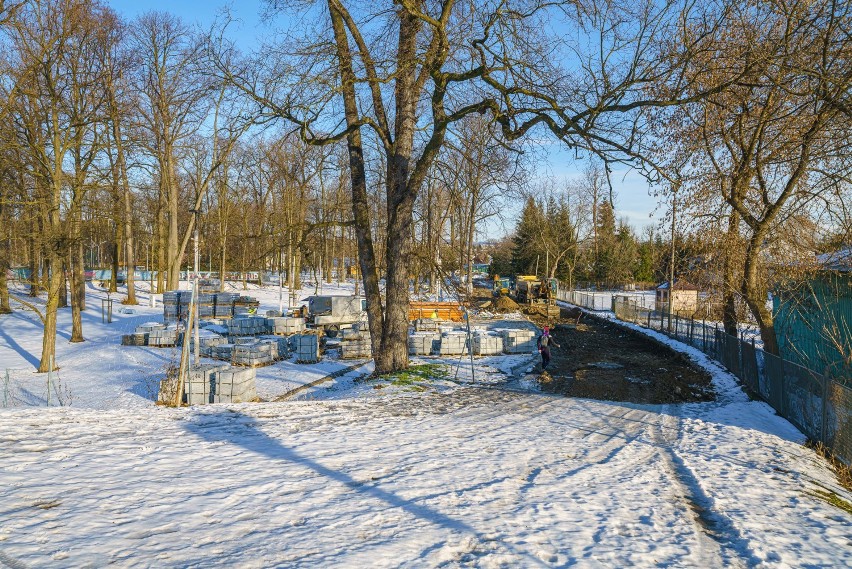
[69,243,84,343]
[39,205,62,373]
[156,199,166,293]
[742,234,778,354]
[376,9,422,373]
[722,207,740,335]
[121,156,136,305]
[328,0,384,360]
[109,231,119,293]
[28,233,39,297]
[76,239,85,311]
[167,148,180,290]
[0,266,10,314]
[0,198,12,313]
[219,234,227,292]
[58,260,68,308]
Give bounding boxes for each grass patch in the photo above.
[373,364,449,390]
[806,441,852,491]
[807,486,852,516]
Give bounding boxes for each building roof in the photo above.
[816,248,852,272]
[656,280,699,291]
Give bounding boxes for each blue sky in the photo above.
[106,0,663,237]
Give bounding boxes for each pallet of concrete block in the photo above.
[267,316,306,336]
[295,333,320,363]
[501,329,537,354]
[233,296,260,316]
[194,330,227,356]
[408,332,439,356]
[226,316,268,337]
[439,331,468,356]
[232,341,277,367]
[260,335,289,358]
[214,368,257,403]
[121,332,148,346]
[413,318,441,332]
[148,327,178,347]
[472,331,504,356]
[212,292,238,319]
[185,363,231,405]
[340,338,371,359]
[212,343,235,361]
[341,322,370,341]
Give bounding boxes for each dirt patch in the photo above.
[492,295,520,312]
[537,313,714,404]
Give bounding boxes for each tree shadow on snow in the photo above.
[0,313,41,368]
[182,410,478,537]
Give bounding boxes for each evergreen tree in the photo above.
[511,196,542,274]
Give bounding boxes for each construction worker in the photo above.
[537,326,560,371]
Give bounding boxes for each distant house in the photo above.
[773,249,852,380]
[655,280,699,314]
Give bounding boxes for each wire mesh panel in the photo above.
[782,361,827,442]
[740,340,760,394]
[763,351,785,412]
[716,330,742,378]
[825,382,852,466]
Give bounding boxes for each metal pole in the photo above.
[193,220,200,366]
[278,267,284,316]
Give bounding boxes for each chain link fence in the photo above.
[608,296,852,466]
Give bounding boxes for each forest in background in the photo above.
[0,0,850,371]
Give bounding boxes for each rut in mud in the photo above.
[534,308,714,404]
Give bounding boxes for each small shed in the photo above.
[655,280,699,314]
[773,249,852,378]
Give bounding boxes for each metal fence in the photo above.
[610,296,852,466]
[556,289,624,311]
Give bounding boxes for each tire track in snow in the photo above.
[653,406,760,568]
[0,550,29,569]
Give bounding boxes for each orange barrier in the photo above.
[408,302,465,322]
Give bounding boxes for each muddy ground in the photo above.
[472,286,713,404]
[530,307,714,404]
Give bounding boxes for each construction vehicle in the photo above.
[305,295,367,337]
[515,276,559,304]
[492,275,511,297]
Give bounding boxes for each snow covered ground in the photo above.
[0,282,850,567]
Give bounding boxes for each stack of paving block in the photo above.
[295,333,320,363]
[501,329,537,354]
[196,333,227,357]
[148,327,178,347]
[185,363,230,405]
[226,316,269,337]
[472,331,503,356]
[233,295,260,316]
[260,335,289,358]
[267,316,306,336]
[213,343,235,361]
[439,331,468,356]
[413,318,441,332]
[122,331,147,346]
[214,368,257,403]
[196,293,214,319]
[122,322,166,346]
[232,341,276,367]
[408,332,440,356]
[340,323,371,359]
[212,292,239,319]
[162,291,185,324]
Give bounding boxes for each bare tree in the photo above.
[662,0,852,353]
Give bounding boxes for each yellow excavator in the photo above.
[492,275,511,297]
